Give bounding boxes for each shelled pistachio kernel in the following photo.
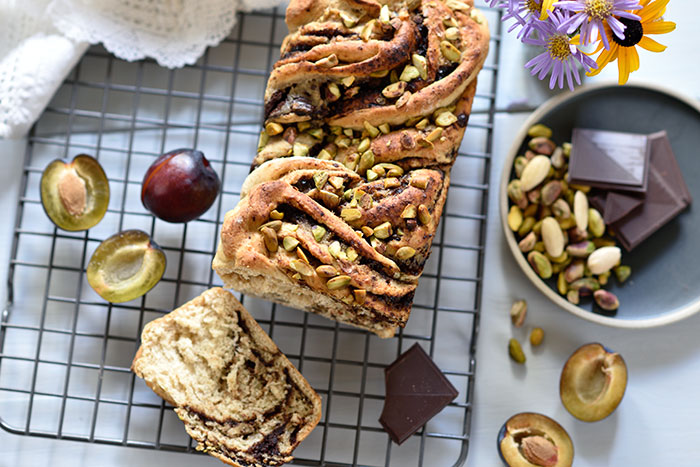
[269,209,284,220]
[412,54,428,80]
[346,247,359,262]
[507,205,523,232]
[290,259,314,277]
[312,225,326,242]
[509,338,526,364]
[418,204,432,226]
[396,246,416,260]
[316,265,337,278]
[614,265,631,283]
[440,40,461,62]
[415,118,429,130]
[265,122,284,136]
[260,226,278,252]
[382,81,407,99]
[527,123,553,139]
[353,289,367,305]
[445,27,459,41]
[363,121,379,138]
[339,11,357,28]
[379,4,391,23]
[510,299,527,327]
[530,327,544,346]
[373,221,393,239]
[341,208,362,222]
[435,111,458,127]
[401,204,417,219]
[293,142,309,157]
[282,237,299,251]
[360,20,375,41]
[327,275,352,290]
[399,65,420,82]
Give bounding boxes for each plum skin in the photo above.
[141,149,221,223]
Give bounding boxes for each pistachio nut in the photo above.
[593,237,617,248]
[541,217,564,258]
[539,205,552,219]
[532,220,543,236]
[282,237,300,251]
[598,271,610,286]
[527,251,553,279]
[373,221,393,239]
[312,225,326,242]
[588,208,605,237]
[527,123,553,139]
[557,271,568,295]
[587,246,621,275]
[326,275,351,290]
[518,232,537,253]
[520,155,551,191]
[552,198,571,219]
[523,204,538,218]
[540,180,562,206]
[328,240,341,258]
[265,122,284,136]
[527,188,541,204]
[510,299,527,327]
[382,81,407,99]
[508,206,523,232]
[551,262,564,274]
[396,246,416,260]
[551,147,566,169]
[439,40,461,62]
[261,226,278,253]
[533,241,545,252]
[316,265,338,278]
[341,208,362,222]
[566,240,595,258]
[401,204,417,219]
[564,260,585,283]
[361,226,374,237]
[354,289,367,305]
[567,289,580,305]
[528,136,556,156]
[594,289,620,311]
[518,216,536,237]
[573,190,589,232]
[548,251,569,264]
[614,265,631,283]
[570,277,600,296]
[346,247,359,262]
[530,327,545,347]
[418,204,432,226]
[319,190,340,208]
[269,209,284,220]
[568,226,588,244]
[508,338,526,364]
[514,156,528,178]
[412,54,428,80]
[435,111,458,127]
[290,259,314,276]
[562,142,572,157]
[261,220,282,231]
[399,64,420,82]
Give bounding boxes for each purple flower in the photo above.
[556,0,642,49]
[500,0,552,40]
[524,11,598,90]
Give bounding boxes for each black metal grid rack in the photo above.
[0,3,502,466]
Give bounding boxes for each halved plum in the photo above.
[560,343,628,422]
[498,412,573,467]
[141,149,220,223]
[87,230,166,303]
[40,154,109,231]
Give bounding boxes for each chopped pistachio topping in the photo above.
[363,121,379,138]
[316,265,338,278]
[401,204,417,219]
[395,91,411,108]
[360,20,375,41]
[313,171,329,190]
[445,27,460,41]
[312,225,326,242]
[366,169,379,181]
[261,227,278,252]
[296,247,309,263]
[317,149,333,160]
[446,0,470,11]
[283,237,300,251]
[297,121,311,132]
[418,204,432,225]
[290,259,314,276]
[361,226,374,237]
[410,176,428,189]
[293,142,309,157]
[399,65,420,82]
[384,178,400,188]
[328,176,344,190]
[426,127,444,142]
[320,190,340,208]
[257,130,269,151]
[374,221,393,239]
[440,40,461,62]
[382,81,407,99]
[315,54,338,67]
[379,4,391,23]
[415,118,429,130]
[327,275,352,290]
[435,111,458,127]
[270,209,284,220]
[341,208,362,222]
[396,246,416,260]
[412,54,428,80]
[358,150,375,174]
[308,128,324,139]
[346,247,358,262]
[327,82,341,100]
[329,241,342,258]
[357,137,371,153]
[340,11,357,28]
[370,69,389,78]
[261,220,282,231]
[354,289,367,304]
[265,122,283,136]
[378,123,390,134]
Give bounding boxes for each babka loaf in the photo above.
[132,287,322,467]
[213,0,490,337]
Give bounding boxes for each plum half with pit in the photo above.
[141,149,221,223]
[560,343,628,422]
[87,230,166,303]
[40,154,109,231]
[498,412,573,467]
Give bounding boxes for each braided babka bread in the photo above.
[213,0,490,338]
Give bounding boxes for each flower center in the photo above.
[612,17,644,47]
[526,0,542,15]
[584,0,613,20]
[548,34,572,61]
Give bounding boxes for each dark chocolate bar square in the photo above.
[569,128,651,193]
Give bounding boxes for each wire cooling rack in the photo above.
[0,3,501,466]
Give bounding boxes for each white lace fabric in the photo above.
[0,0,283,139]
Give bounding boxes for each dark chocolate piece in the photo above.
[604,192,644,225]
[379,343,458,445]
[612,131,691,251]
[569,128,651,193]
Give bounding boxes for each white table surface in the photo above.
[1,2,699,465]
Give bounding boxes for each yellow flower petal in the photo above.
[618,47,631,85]
[643,21,676,35]
[540,0,558,20]
[588,45,618,77]
[629,46,640,73]
[638,35,667,52]
[640,0,670,23]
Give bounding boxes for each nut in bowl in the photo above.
[500,83,700,328]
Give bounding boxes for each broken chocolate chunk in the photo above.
[611,131,691,251]
[379,343,458,445]
[569,128,651,193]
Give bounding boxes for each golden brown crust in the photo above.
[214,0,489,337]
